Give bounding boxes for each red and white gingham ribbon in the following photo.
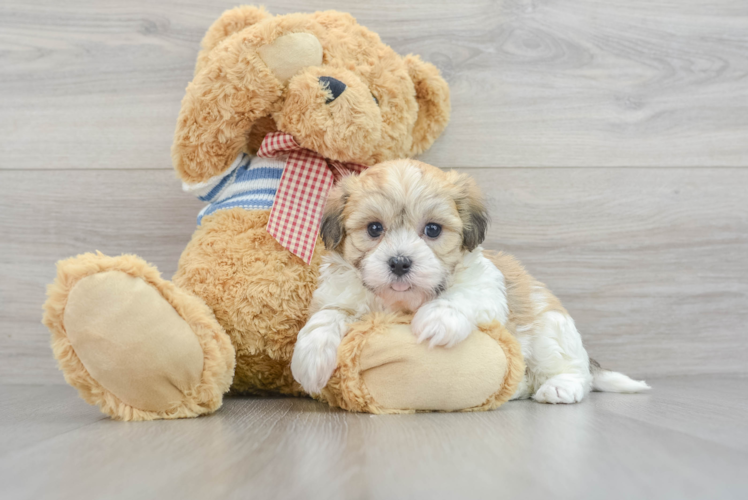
[258,132,367,264]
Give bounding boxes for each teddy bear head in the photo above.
[173,7,451,184]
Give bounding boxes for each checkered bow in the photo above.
[258,132,368,264]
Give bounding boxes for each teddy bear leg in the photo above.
[172,208,321,397]
[42,252,235,421]
[320,316,525,414]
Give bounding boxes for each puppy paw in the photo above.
[291,323,342,394]
[533,374,588,404]
[412,301,475,348]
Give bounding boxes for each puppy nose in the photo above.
[388,256,412,277]
[319,76,346,103]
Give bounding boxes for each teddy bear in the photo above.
[42,6,524,420]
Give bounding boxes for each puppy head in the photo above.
[321,159,488,312]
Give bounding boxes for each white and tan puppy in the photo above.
[291,159,650,403]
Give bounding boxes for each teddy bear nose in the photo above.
[319,76,347,103]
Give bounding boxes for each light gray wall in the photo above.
[2,0,747,384]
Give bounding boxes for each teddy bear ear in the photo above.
[405,55,451,156]
[194,6,271,75]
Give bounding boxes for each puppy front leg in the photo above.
[412,299,475,348]
[413,251,507,348]
[291,309,350,394]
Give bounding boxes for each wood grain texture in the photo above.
[2,3,747,497]
[0,170,204,385]
[1,2,747,384]
[2,168,747,384]
[1,0,747,170]
[1,378,747,500]
[0,385,106,455]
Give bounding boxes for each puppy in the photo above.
[291,159,650,403]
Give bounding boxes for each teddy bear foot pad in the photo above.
[43,253,235,421]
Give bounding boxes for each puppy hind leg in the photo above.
[533,373,590,404]
[509,371,533,400]
[529,311,593,404]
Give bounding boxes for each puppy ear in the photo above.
[405,55,451,156]
[320,182,349,252]
[452,173,489,252]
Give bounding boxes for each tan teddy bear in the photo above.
[42,6,524,420]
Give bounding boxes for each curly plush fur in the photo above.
[173,7,450,184]
[38,8,524,421]
[173,208,320,396]
[168,7,452,403]
[43,252,235,421]
[319,314,525,414]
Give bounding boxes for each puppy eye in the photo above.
[372,94,379,106]
[424,223,442,239]
[367,222,384,238]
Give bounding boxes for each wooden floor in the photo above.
[1,1,748,498]
[1,376,747,500]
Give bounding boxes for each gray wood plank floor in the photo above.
[2,377,747,500]
[1,2,747,497]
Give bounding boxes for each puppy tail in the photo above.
[590,358,651,393]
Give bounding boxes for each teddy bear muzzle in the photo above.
[257,32,324,84]
[275,67,383,164]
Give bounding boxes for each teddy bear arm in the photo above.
[174,28,329,185]
[321,315,526,414]
[172,39,285,185]
[195,6,271,76]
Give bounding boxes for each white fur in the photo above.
[292,244,650,401]
[361,228,443,312]
[514,308,594,403]
[291,248,507,392]
[290,309,349,394]
[291,195,648,402]
[509,293,649,403]
[412,249,508,348]
[592,370,651,393]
